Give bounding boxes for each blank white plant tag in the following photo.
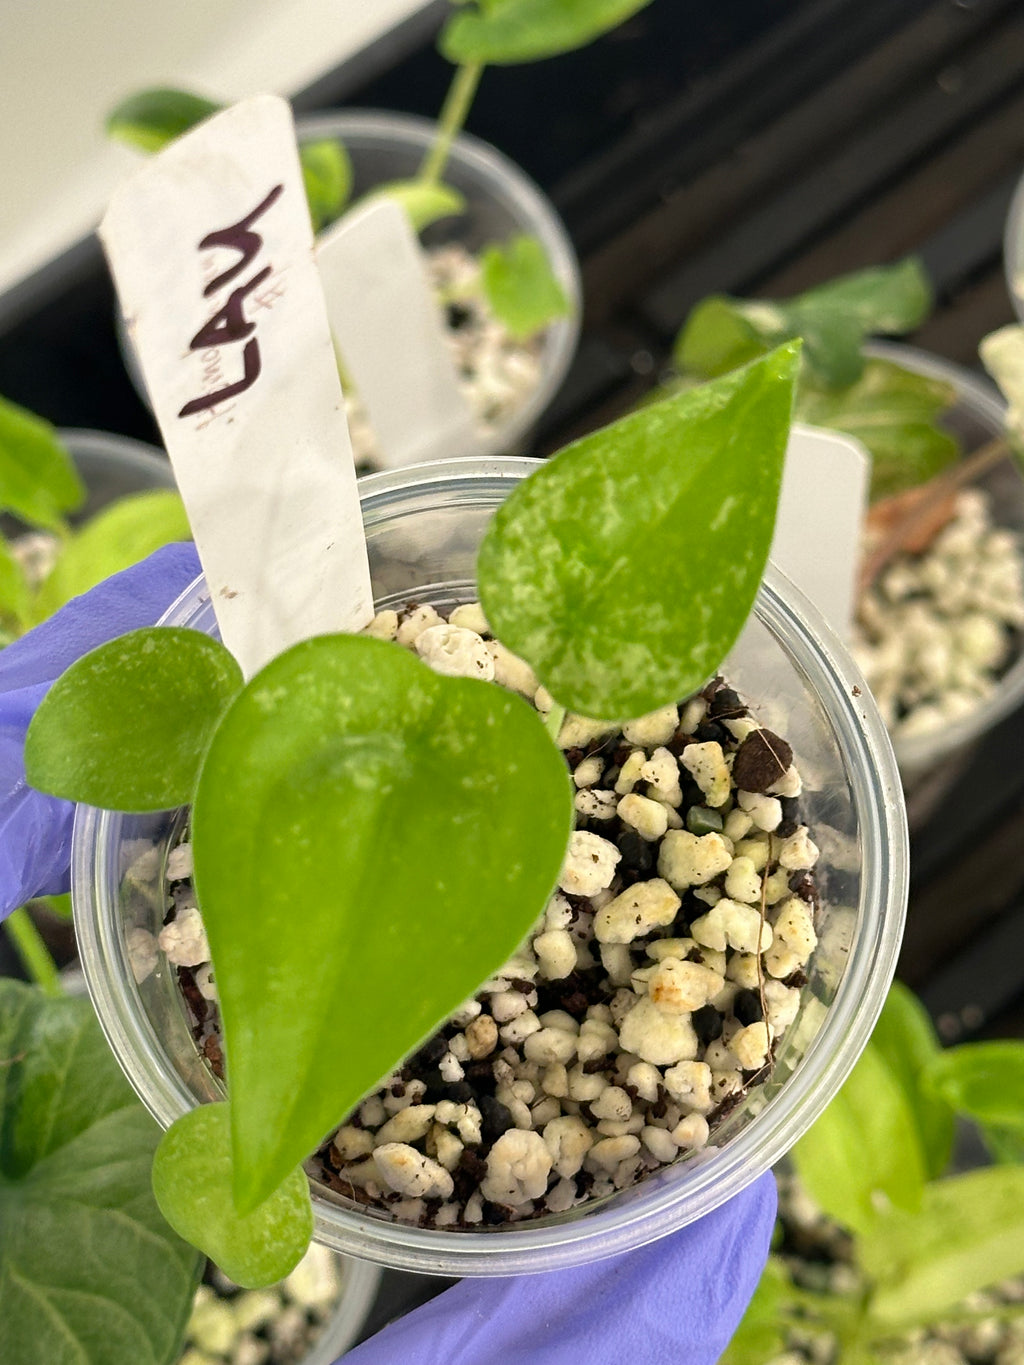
[770,423,870,639]
[316,197,480,468]
[99,94,373,679]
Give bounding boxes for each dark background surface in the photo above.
[2,0,1023,1326]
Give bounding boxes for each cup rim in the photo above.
[72,455,907,1275]
[861,341,1024,769]
[1003,169,1024,326]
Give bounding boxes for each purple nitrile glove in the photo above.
[0,541,201,919]
[0,547,776,1363]
[344,1175,776,1365]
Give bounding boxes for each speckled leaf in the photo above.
[25,627,243,811]
[106,87,222,152]
[191,633,572,1211]
[922,1040,1024,1156]
[440,0,654,64]
[861,1167,1024,1328]
[477,343,800,719]
[0,396,84,533]
[794,358,960,501]
[480,234,570,340]
[791,1038,927,1237]
[676,258,932,388]
[0,980,201,1365]
[870,981,955,1180]
[151,1103,312,1289]
[32,489,191,623]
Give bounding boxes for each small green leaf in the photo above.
[870,981,955,1179]
[440,0,654,64]
[480,234,570,340]
[106,87,222,153]
[299,138,353,232]
[0,980,202,1365]
[25,627,243,811]
[477,343,800,719]
[922,1041,1024,1150]
[366,178,467,232]
[979,324,1024,464]
[860,1166,1024,1328]
[0,396,84,532]
[719,1257,794,1364]
[191,633,572,1210]
[151,1103,312,1289]
[791,1038,928,1236]
[32,489,191,623]
[795,357,961,500]
[0,536,31,635]
[676,259,933,389]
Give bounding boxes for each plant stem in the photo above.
[859,436,1015,594]
[419,62,484,186]
[3,906,63,997]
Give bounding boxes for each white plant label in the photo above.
[770,424,870,638]
[316,197,480,468]
[99,94,373,678]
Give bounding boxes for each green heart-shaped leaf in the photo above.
[922,1040,1024,1142]
[477,343,800,719]
[0,981,202,1365]
[106,87,222,153]
[151,1103,312,1289]
[868,981,954,1180]
[440,0,655,64]
[25,627,243,811]
[480,234,570,340]
[300,138,353,232]
[365,179,467,232]
[0,396,84,532]
[191,632,573,1211]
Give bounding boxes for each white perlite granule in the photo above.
[853,488,1024,740]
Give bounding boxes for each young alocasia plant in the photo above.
[722,981,1024,1364]
[25,343,800,1281]
[0,979,202,1365]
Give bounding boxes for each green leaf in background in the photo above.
[440,0,654,64]
[860,1166,1024,1328]
[0,536,31,636]
[0,396,84,533]
[106,87,222,152]
[477,343,800,719]
[794,357,960,501]
[191,632,573,1212]
[25,627,243,811]
[0,980,201,1365]
[676,258,932,388]
[719,1257,792,1365]
[368,178,467,231]
[791,1038,928,1237]
[152,1103,312,1289]
[480,233,570,339]
[31,488,191,623]
[34,893,72,921]
[299,138,353,232]
[869,981,955,1180]
[922,1040,1024,1159]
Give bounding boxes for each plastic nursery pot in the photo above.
[860,342,1024,805]
[120,108,582,460]
[1003,165,1024,325]
[72,457,907,1278]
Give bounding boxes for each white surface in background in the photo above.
[100,96,373,677]
[0,0,433,301]
[771,424,870,639]
[317,198,480,468]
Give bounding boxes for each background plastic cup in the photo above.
[72,457,907,1277]
[120,108,582,459]
[1003,167,1024,325]
[861,342,1024,813]
[295,1253,380,1365]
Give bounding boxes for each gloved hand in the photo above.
[0,544,775,1363]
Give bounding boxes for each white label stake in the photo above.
[99,95,373,678]
[770,423,870,639]
[316,198,480,468]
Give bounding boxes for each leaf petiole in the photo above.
[418,61,484,186]
[2,906,63,997]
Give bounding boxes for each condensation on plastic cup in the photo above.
[863,342,1024,792]
[120,108,582,458]
[72,457,907,1278]
[1002,167,1024,325]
